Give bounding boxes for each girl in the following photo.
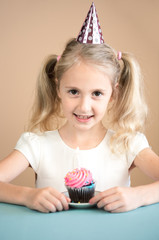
[0,3,159,213]
[0,38,159,213]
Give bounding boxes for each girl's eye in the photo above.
[68,89,79,95]
[93,91,102,97]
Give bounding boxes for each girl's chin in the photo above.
[72,118,96,131]
[72,125,94,132]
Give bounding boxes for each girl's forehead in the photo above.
[61,61,112,81]
[60,62,112,89]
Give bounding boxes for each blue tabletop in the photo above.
[0,203,159,240]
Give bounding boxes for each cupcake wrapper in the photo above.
[66,184,95,203]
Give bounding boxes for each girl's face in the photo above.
[58,61,113,132]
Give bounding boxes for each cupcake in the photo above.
[64,168,95,203]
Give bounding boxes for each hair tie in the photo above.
[117,51,122,60]
[57,55,61,62]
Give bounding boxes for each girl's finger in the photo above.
[43,191,63,211]
[66,197,71,203]
[89,188,115,204]
[50,196,63,211]
[104,200,124,212]
[63,193,71,203]
[51,190,69,210]
[97,194,120,208]
[40,198,56,212]
[46,188,68,211]
[110,207,127,213]
[58,193,70,210]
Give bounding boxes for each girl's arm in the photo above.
[0,150,70,212]
[89,148,159,212]
[134,148,159,180]
[0,150,29,205]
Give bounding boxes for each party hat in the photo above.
[77,2,104,44]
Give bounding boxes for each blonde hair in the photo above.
[27,38,147,153]
[107,52,147,153]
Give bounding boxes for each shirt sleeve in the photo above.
[127,132,150,168]
[14,132,41,172]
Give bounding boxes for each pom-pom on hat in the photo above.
[77,2,104,44]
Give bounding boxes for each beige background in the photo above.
[0,0,159,188]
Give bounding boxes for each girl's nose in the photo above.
[78,96,91,113]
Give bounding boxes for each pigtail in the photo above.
[109,52,148,153]
[27,55,62,132]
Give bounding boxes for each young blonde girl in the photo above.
[0,37,159,213]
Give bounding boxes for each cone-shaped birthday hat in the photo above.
[77,2,104,44]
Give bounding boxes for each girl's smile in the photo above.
[73,113,94,123]
[58,61,113,132]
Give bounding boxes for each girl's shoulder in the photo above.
[107,129,149,154]
[107,129,148,143]
[129,131,149,151]
[16,130,59,145]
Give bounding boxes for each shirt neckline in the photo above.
[56,129,110,152]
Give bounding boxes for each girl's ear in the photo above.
[114,82,119,91]
[110,82,119,101]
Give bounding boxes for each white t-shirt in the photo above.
[14,130,149,192]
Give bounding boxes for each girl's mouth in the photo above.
[73,113,94,122]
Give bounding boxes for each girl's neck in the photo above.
[58,122,107,150]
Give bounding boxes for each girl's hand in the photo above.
[89,186,142,213]
[24,187,70,213]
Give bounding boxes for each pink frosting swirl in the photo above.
[64,168,94,188]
